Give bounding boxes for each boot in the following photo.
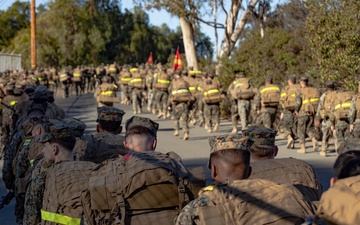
[183,132,189,140]
[213,123,219,132]
[231,126,238,134]
[133,110,137,115]
[157,112,163,118]
[174,129,179,136]
[286,135,294,149]
[190,118,196,125]
[319,151,327,157]
[312,137,319,152]
[297,143,306,154]
[152,109,157,114]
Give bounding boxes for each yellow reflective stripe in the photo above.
[197,87,203,91]
[60,74,67,78]
[302,98,319,104]
[204,89,219,96]
[260,86,280,93]
[172,89,189,95]
[109,68,117,71]
[10,101,18,106]
[113,84,118,89]
[37,77,44,81]
[130,78,142,83]
[189,70,202,75]
[73,73,81,77]
[189,87,196,91]
[158,79,170,84]
[203,185,215,191]
[41,210,81,225]
[100,91,114,95]
[290,94,296,97]
[32,77,37,81]
[29,159,34,167]
[335,102,351,110]
[49,81,55,85]
[23,139,31,146]
[121,78,131,81]
[130,68,138,72]
[281,93,286,97]
[235,83,243,88]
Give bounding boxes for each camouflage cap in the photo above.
[97,106,125,122]
[337,137,360,155]
[236,74,245,78]
[300,76,308,82]
[265,76,273,83]
[125,116,159,138]
[326,80,335,89]
[208,134,251,168]
[208,134,251,153]
[29,85,48,101]
[288,75,296,83]
[243,126,277,150]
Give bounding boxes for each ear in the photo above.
[123,141,129,150]
[152,139,157,151]
[96,124,100,133]
[53,143,60,156]
[273,146,278,158]
[211,163,217,181]
[330,177,336,187]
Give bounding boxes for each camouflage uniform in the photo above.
[129,69,146,114]
[79,106,127,163]
[202,77,221,133]
[349,92,360,137]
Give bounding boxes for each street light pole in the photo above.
[30,0,36,68]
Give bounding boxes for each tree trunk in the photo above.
[179,16,198,70]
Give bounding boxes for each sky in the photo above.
[0,0,288,55]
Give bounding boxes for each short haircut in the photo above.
[49,136,76,151]
[98,120,121,132]
[250,146,275,159]
[125,125,155,140]
[210,149,250,168]
[333,151,360,179]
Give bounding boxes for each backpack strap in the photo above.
[178,177,190,209]
[109,195,126,225]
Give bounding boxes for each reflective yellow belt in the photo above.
[49,81,55,85]
[260,86,280,93]
[73,73,82,77]
[204,89,219,96]
[37,77,44,81]
[172,89,189,95]
[10,101,18,106]
[60,74,67,78]
[203,185,215,191]
[281,93,286,97]
[121,77,131,82]
[335,102,351,110]
[302,98,319,104]
[100,91,114,95]
[158,79,170,84]
[189,70,202,75]
[235,83,244,88]
[130,78,142,83]
[29,159,34,167]
[189,87,196,91]
[109,68,116,71]
[23,139,31,147]
[41,210,81,225]
[197,87,203,91]
[130,68,138,72]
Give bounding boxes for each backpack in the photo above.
[281,84,301,111]
[260,85,280,107]
[171,79,192,103]
[155,73,171,91]
[72,68,82,82]
[41,161,97,225]
[97,83,119,104]
[320,91,338,119]
[315,175,360,225]
[333,91,354,120]
[190,179,315,225]
[232,78,255,100]
[129,73,145,89]
[300,87,320,114]
[59,71,69,82]
[249,158,323,202]
[202,83,222,104]
[82,151,203,225]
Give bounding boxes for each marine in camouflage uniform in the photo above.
[314,81,336,157]
[202,75,221,133]
[78,106,127,163]
[175,134,252,225]
[349,82,360,137]
[154,67,171,119]
[254,77,280,128]
[129,68,146,114]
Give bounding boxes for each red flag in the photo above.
[173,47,182,70]
[147,52,153,65]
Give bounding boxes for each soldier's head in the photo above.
[287,75,296,85]
[202,72,208,80]
[102,75,111,83]
[96,106,125,134]
[29,85,49,103]
[331,150,360,186]
[173,70,181,79]
[243,126,278,162]
[208,74,215,80]
[300,76,309,87]
[236,73,245,79]
[326,80,335,91]
[124,116,159,152]
[208,134,252,184]
[265,76,273,85]
[182,71,188,77]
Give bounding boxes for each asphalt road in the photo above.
[0,91,336,224]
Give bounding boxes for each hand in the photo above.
[280,112,284,120]
[350,124,354,132]
[257,110,260,115]
[330,125,335,132]
[294,111,298,117]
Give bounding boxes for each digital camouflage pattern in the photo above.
[208,134,251,153]
[243,126,277,149]
[125,116,159,137]
[175,195,211,225]
[28,85,48,101]
[337,137,360,155]
[97,106,125,122]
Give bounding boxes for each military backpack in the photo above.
[232,78,255,100]
[155,73,171,91]
[171,79,192,103]
[300,87,320,114]
[333,91,354,120]
[260,85,280,107]
[281,84,300,111]
[202,83,222,104]
[97,83,119,104]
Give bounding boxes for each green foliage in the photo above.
[306,0,360,91]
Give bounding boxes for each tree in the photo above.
[306,0,360,90]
